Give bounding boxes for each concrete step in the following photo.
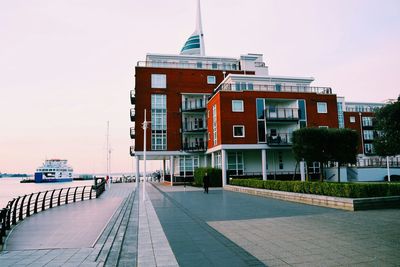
[104,190,137,266]
[96,190,135,265]
[82,189,134,264]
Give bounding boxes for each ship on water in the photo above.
[34,159,73,183]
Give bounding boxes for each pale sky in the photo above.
[1,0,399,174]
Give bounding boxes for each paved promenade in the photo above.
[0,182,399,266]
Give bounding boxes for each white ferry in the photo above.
[34,159,73,183]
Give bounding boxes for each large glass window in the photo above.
[151,74,166,88]
[363,130,374,140]
[213,105,217,145]
[317,102,327,113]
[232,100,244,112]
[228,152,244,175]
[364,144,374,154]
[362,117,373,127]
[179,156,199,176]
[151,94,167,150]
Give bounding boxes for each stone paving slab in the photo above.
[209,210,400,266]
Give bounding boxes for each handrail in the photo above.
[265,107,299,120]
[0,179,106,246]
[136,60,240,71]
[216,83,332,95]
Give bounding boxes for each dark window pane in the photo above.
[258,121,265,142]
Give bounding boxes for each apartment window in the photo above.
[363,130,374,140]
[207,76,216,84]
[362,117,373,127]
[215,152,222,169]
[212,105,217,145]
[228,152,244,175]
[319,126,329,129]
[233,125,245,137]
[317,102,327,113]
[232,100,244,112]
[275,84,282,92]
[179,156,199,176]
[151,94,167,150]
[350,116,356,123]
[151,74,166,88]
[364,144,374,154]
[196,62,202,68]
[212,62,218,69]
[256,98,266,142]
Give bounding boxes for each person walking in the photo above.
[203,171,210,194]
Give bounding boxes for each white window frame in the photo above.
[317,102,327,113]
[233,125,245,138]
[213,105,217,145]
[232,100,244,112]
[207,76,216,84]
[350,116,356,123]
[151,74,167,89]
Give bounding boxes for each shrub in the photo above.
[194,167,222,187]
[230,179,400,198]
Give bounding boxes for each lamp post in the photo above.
[142,109,150,200]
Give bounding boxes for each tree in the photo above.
[292,128,358,182]
[292,128,330,181]
[373,96,400,157]
[329,129,358,183]
[373,96,400,181]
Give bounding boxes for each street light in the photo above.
[142,109,150,200]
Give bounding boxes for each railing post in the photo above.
[12,197,21,225]
[42,191,49,211]
[73,187,78,202]
[50,189,56,208]
[65,188,71,204]
[19,195,27,221]
[58,188,63,206]
[26,193,34,217]
[82,186,86,201]
[34,192,41,214]
[89,186,93,199]
[5,200,14,230]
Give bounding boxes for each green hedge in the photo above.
[194,167,222,187]
[230,179,400,198]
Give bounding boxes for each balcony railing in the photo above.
[137,61,239,71]
[265,108,299,121]
[183,142,207,152]
[216,83,332,94]
[130,146,135,156]
[182,103,206,112]
[183,127,207,133]
[130,90,135,105]
[130,127,135,139]
[266,133,293,146]
[130,108,135,122]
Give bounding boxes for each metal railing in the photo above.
[353,158,400,168]
[182,125,207,132]
[182,103,206,112]
[216,83,332,94]
[266,133,293,146]
[265,108,299,120]
[0,178,106,246]
[183,141,207,152]
[137,61,240,71]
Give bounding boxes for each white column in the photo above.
[135,156,140,188]
[204,155,207,167]
[162,159,166,182]
[211,152,215,168]
[170,155,174,186]
[262,149,267,181]
[300,160,306,182]
[222,149,227,187]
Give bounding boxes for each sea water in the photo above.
[0,178,94,209]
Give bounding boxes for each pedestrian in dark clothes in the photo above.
[203,172,210,194]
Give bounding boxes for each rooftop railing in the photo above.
[137,61,240,71]
[216,83,332,94]
[0,179,106,246]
